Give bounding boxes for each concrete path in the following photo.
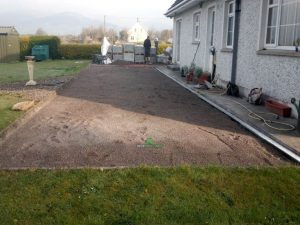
[0,65,289,168]
[157,66,300,163]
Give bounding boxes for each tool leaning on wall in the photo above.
[291,98,300,132]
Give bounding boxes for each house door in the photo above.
[176,20,182,63]
[206,7,216,72]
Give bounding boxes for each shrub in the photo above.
[194,67,203,78]
[20,36,61,60]
[157,42,171,55]
[58,44,101,60]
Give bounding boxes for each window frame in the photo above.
[264,0,300,50]
[193,12,201,42]
[225,1,235,48]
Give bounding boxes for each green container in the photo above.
[31,45,49,61]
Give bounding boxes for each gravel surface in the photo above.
[0,76,74,102]
[0,65,289,168]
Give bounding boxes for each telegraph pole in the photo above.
[104,15,106,35]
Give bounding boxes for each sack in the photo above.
[248,88,263,105]
[227,82,239,97]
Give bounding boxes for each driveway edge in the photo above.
[155,67,300,163]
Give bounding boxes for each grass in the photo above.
[0,93,24,131]
[0,167,299,225]
[0,60,90,84]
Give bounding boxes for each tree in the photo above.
[35,28,47,36]
[80,26,104,43]
[160,29,173,42]
[147,28,159,40]
[119,29,128,42]
[106,28,118,44]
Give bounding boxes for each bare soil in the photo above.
[0,65,290,168]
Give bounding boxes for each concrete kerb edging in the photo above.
[155,67,300,164]
[0,93,57,142]
[0,76,78,143]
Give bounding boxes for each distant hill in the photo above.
[0,11,172,35]
[0,12,116,35]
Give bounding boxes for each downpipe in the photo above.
[291,98,300,132]
[230,0,241,84]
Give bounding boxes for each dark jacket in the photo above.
[144,38,151,49]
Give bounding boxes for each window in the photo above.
[193,12,201,42]
[131,36,134,41]
[226,1,235,47]
[265,0,300,48]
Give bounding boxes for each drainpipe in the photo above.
[291,98,300,132]
[231,0,242,84]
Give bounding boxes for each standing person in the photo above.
[144,36,151,64]
[154,37,159,55]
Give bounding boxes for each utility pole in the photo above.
[104,15,106,36]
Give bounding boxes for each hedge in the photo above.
[20,36,60,60]
[58,44,101,59]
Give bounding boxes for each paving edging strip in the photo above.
[155,67,300,163]
[0,75,79,143]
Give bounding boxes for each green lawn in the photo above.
[0,167,299,225]
[0,60,90,84]
[0,93,24,131]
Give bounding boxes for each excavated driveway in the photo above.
[0,65,289,168]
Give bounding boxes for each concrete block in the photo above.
[150,47,157,56]
[135,55,145,63]
[124,53,135,62]
[124,44,135,53]
[157,55,169,64]
[113,54,123,61]
[107,45,112,53]
[112,45,123,54]
[135,45,145,55]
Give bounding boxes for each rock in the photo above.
[12,101,35,111]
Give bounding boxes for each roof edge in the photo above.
[165,0,204,18]
[165,0,190,17]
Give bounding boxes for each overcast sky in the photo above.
[1,0,175,33]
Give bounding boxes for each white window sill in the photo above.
[257,49,300,57]
[220,48,233,53]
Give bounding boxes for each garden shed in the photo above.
[0,26,20,63]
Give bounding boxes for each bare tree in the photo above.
[119,29,128,42]
[106,28,118,44]
[35,28,48,36]
[80,26,104,43]
[160,29,173,42]
[147,28,160,40]
[80,26,119,44]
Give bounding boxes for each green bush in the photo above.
[58,44,101,59]
[20,36,60,60]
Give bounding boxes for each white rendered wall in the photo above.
[171,0,300,117]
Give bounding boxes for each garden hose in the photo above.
[229,99,296,132]
[195,78,295,131]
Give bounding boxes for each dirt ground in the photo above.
[0,65,290,168]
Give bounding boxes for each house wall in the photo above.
[236,0,300,116]
[172,0,300,118]
[172,0,233,79]
[127,24,148,43]
[172,1,216,69]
